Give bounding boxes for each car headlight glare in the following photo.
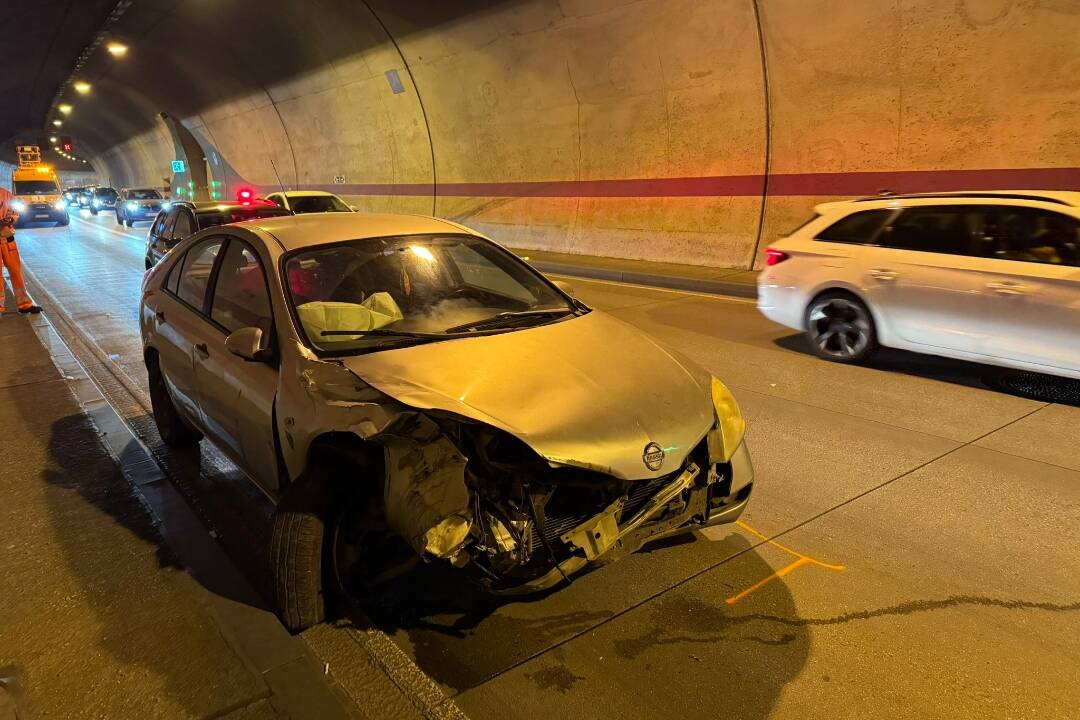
[11,200,26,213]
[93,199,102,206]
[54,200,66,210]
[709,377,746,462]
[127,202,138,210]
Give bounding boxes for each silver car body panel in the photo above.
[341,310,716,481]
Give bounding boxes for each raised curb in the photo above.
[525,259,759,299]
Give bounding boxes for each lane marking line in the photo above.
[725,519,845,605]
[70,214,146,241]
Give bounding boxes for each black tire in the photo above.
[805,291,878,364]
[90,208,98,216]
[126,219,134,227]
[56,216,68,227]
[147,354,202,448]
[116,212,123,225]
[271,477,329,632]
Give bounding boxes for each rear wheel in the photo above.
[125,219,133,227]
[805,292,877,363]
[116,212,123,225]
[147,354,202,448]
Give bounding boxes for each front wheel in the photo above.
[147,355,202,448]
[272,479,329,632]
[116,212,123,225]
[125,219,133,227]
[805,292,878,364]
[56,216,68,227]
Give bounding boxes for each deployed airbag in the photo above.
[296,293,403,343]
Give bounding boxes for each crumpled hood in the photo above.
[342,310,715,480]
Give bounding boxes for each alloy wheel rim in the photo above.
[808,298,870,358]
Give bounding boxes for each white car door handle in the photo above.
[986,281,1032,295]
[869,268,898,281]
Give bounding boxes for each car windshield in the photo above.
[94,188,117,198]
[196,206,291,230]
[129,189,161,200]
[284,234,575,354]
[14,180,59,195]
[289,195,350,213]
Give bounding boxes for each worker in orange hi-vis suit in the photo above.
[0,186,42,314]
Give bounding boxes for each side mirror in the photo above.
[225,326,270,362]
[349,205,359,212]
[553,279,576,298]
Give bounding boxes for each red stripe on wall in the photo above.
[278,166,1080,199]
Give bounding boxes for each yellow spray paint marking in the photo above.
[725,520,845,605]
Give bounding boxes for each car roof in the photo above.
[816,190,1080,214]
[242,212,479,251]
[276,190,340,198]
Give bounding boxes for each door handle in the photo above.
[155,310,166,324]
[869,268,898,281]
[986,281,1031,295]
[194,342,209,359]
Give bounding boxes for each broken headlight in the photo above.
[709,376,745,462]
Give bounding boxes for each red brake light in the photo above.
[237,188,254,204]
[764,248,790,266]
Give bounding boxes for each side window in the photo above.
[993,207,1080,267]
[880,206,991,256]
[149,209,169,237]
[210,240,273,334]
[268,194,284,208]
[177,238,224,311]
[160,207,180,239]
[815,210,893,244]
[172,210,196,240]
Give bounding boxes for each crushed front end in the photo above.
[386,416,753,594]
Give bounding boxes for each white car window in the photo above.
[816,210,893,244]
[177,239,224,310]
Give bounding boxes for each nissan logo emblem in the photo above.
[643,442,665,471]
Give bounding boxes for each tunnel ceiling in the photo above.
[0,0,120,165]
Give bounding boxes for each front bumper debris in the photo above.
[498,440,754,594]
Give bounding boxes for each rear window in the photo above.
[14,180,59,195]
[816,209,893,244]
[196,207,290,230]
[129,189,162,200]
[94,188,117,198]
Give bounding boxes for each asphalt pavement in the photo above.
[9,210,1080,719]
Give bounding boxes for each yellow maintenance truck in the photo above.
[10,145,68,227]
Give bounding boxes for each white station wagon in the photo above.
[758,191,1080,380]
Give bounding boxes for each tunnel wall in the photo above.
[84,0,1080,269]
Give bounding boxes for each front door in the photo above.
[978,206,1080,374]
[193,235,281,493]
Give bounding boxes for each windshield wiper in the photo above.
[443,308,573,333]
[320,329,453,338]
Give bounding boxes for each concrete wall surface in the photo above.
[62,0,1080,268]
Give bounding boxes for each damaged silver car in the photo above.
[139,212,753,631]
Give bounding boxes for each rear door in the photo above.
[978,206,1080,373]
[864,205,993,353]
[148,206,178,263]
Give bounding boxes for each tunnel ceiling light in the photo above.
[49,136,58,143]
[52,119,63,127]
[106,42,128,57]
[58,103,73,115]
[73,81,91,94]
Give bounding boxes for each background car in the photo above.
[265,190,354,214]
[116,188,166,227]
[138,212,752,631]
[77,187,96,208]
[757,190,1080,379]
[90,186,118,215]
[144,199,291,268]
[64,187,84,206]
